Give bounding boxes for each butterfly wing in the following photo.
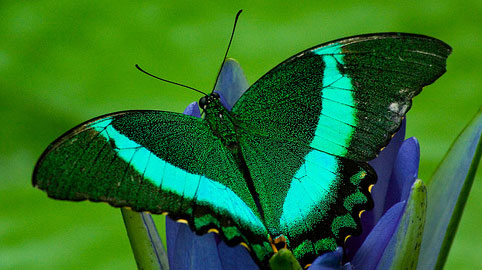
[238,132,377,265]
[233,33,451,160]
[33,110,271,263]
[232,33,451,266]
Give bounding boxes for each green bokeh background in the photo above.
[1,1,481,269]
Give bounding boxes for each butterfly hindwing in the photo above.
[238,131,376,266]
[33,110,271,262]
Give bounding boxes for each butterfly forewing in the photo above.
[33,110,271,263]
[233,33,451,160]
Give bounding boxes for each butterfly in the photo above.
[33,31,451,268]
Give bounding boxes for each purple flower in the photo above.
[162,59,482,270]
[308,121,420,270]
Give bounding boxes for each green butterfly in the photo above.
[33,32,451,268]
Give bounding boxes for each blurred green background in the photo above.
[1,0,481,269]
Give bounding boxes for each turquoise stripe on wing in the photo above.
[89,117,266,235]
[311,43,357,156]
[280,150,339,235]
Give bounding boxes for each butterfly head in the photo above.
[199,92,221,110]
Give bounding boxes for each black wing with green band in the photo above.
[233,33,451,160]
[33,110,272,262]
[231,33,450,265]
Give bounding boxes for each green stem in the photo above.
[121,208,170,270]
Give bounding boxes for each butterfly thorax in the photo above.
[200,94,239,152]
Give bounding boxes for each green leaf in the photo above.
[121,208,169,270]
[269,248,302,270]
[418,108,482,270]
[387,179,427,270]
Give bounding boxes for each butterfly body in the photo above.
[201,93,241,153]
[33,33,451,268]
[201,92,269,227]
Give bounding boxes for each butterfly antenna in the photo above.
[135,64,208,96]
[212,9,243,92]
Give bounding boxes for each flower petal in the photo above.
[213,58,249,110]
[351,201,406,270]
[308,247,343,270]
[369,119,407,221]
[342,263,353,270]
[345,120,406,259]
[183,101,202,118]
[217,240,259,270]
[377,179,427,269]
[166,218,223,269]
[165,217,181,265]
[418,108,482,269]
[383,137,420,213]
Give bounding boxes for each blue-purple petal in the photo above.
[214,90,231,111]
[183,101,202,118]
[369,119,407,221]
[217,240,259,270]
[308,247,343,270]
[342,263,353,270]
[383,137,420,212]
[167,216,256,270]
[166,217,181,266]
[351,201,406,270]
[213,58,249,110]
[166,218,223,269]
[345,120,406,259]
